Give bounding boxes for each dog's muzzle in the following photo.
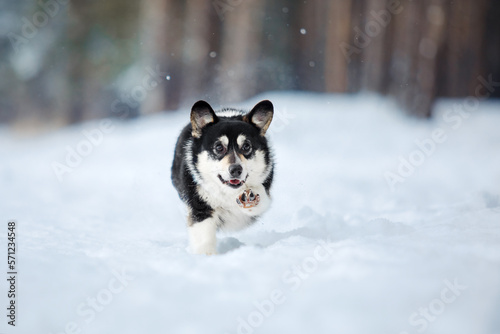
[218,164,246,188]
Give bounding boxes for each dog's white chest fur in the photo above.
[196,181,270,231]
[188,181,270,255]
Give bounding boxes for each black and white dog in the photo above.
[171,100,274,254]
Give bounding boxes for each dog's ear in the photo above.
[191,100,218,138]
[244,100,273,136]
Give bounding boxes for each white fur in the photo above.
[216,109,244,118]
[218,135,229,147]
[183,138,272,254]
[243,150,271,187]
[184,139,202,184]
[195,149,272,232]
[237,134,247,148]
[188,217,217,255]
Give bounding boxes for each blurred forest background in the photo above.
[0,0,499,130]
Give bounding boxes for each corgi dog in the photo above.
[171,100,274,254]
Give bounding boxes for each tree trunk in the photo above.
[325,0,352,93]
[179,0,214,105]
[140,0,184,113]
[360,0,388,93]
[218,0,265,104]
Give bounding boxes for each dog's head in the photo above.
[189,100,273,191]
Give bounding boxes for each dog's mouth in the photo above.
[218,175,246,189]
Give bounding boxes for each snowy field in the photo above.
[1,92,500,334]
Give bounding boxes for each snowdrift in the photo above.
[1,92,499,334]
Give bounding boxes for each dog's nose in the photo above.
[228,164,243,178]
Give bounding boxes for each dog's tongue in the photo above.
[229,179,241,185]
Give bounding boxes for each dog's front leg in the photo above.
[236,186,271,216]
[188,217,217,255]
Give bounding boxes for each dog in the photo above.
[171,100,274,254]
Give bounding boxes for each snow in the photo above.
[1,92,500,334]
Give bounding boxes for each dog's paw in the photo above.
[236,189,260,209]
[191,244,217,255]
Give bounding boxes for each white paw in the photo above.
[191,243,217,255]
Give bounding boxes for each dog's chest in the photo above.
[196,184,255,231]
[215,206,255,231]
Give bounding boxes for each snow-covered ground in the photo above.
[1,92,500,334]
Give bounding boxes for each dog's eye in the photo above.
[214,143,225,154]
[242,142,252,153]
